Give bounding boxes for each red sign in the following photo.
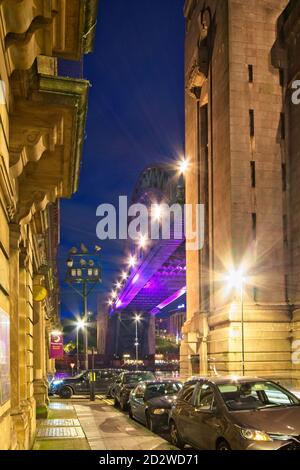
[50,333,64,359]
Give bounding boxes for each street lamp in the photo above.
[76,319,85,373]
[176,158,189,204]
[65,245,102,370]
[178,158,189,175]
[226,268,246,376]
[134,314,142,369]
[128,255,137,268]
[153,204,163,221]
[138,234,147,250]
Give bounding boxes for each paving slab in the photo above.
[33,399,90,451]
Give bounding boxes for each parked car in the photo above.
[113,371,156,410]
[128,380,182,432]
[169,376,300,450]
[49,369,124,398]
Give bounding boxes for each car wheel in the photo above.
[217,439,231,451]
[120,396,128,411]
[59,386,73,399]
[169,421,185,449]
[146,411,157,433]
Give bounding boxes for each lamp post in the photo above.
[76,319,85,373]
[134,314,142,369]
[226,269,246,376]
[66,245,102,370]
[176,158,189,204]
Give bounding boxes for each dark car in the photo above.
[49,369,124,398]
[113,371,156,410]
[128,380,182,432]
[169,376,300,450]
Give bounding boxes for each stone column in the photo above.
[9,225,28,450]
[33,278,49,418]
[147,316,156,356]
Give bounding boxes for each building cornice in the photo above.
[37,74,89,195]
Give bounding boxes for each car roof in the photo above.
[186,376,267,386]
[138,380,182,386]
[123,370,154,375]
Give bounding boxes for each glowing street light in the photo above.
[76,319,86,373]
[116,281,122,290]
[133,314,142,369]
[76,319,85,330]
[178,158,189,175]
[122,271,128,281]
[153,204,163,221]
[226,267,246,376]
[111,290,117,299]
[138,234,147,250]
[226,268,245,291]
[128,255,136,268]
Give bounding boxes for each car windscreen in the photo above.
[218,381,300,411]
[124,373,155,384]
[144,382,182,400]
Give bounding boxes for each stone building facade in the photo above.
[181,0,300,385]
[0,0,98,450]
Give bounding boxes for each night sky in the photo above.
[59,0,185,320]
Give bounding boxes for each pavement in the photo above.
[33,400,90,450]
[33,396,176,451]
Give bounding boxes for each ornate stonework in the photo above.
[0,0,98,450]
[181,0,300,388]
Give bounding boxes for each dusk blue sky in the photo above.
[59,0,185,320]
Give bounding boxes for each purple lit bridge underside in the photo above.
[110,163,187,316]
[111,235,186,315]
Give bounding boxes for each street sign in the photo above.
[50,333,64,359]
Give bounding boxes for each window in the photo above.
[218,381,299,411]
[134,385,145,399]
[248,65,253,83]
[100,370,114,379]
[194,384,216,411]
[179,383,197,403]
[250,161,256,188]
[144,382,182,401]
[249,110,255,137]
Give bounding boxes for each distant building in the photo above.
[155,308,186,342]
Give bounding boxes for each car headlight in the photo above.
[152,408,167,415]
[240,428,273,442]
[52,380,63,386]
